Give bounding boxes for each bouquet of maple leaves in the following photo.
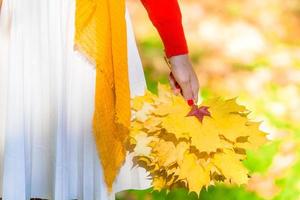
[127,84,267,194]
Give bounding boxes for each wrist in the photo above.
[165,54,190,70]
[169,54,189,65]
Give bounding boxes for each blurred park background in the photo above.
[118,0,300,199]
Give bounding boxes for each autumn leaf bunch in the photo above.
[127,84,267,194]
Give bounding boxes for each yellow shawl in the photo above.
[75,0,130,191]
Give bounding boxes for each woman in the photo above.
[0,0,199,199]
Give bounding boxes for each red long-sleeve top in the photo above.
[140,0,188,58]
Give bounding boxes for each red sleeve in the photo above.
[140,0,188,58]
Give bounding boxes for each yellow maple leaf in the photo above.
[161,113,201,139]
[204,98,247,118]
[156,83,173,104]
[134,102,154,122]
[153,95,190,116]
[133,132,156,156]
[130,121,144,132]
[144,117,162,132]
[152,140,189,167]
[214,114,250,141]
[152,176,166,191]
[190,117,224,153]
[131,90,156,111]
[235,122,268,150]
[212,149,249,185]
[177,153,211,194]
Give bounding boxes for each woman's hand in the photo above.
[168,54,199,104]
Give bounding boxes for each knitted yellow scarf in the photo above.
[74,0,130,191]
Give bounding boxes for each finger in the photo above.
[178,78,194,101]
[191,75,200,103]
[168,73,181,95]
[168,73,176,90]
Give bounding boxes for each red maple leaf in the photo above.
[186,105,211,122]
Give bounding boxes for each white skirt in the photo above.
[0,0,151,199]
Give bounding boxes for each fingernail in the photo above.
[187,99,194,106]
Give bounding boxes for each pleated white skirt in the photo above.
[0,0,151,199]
